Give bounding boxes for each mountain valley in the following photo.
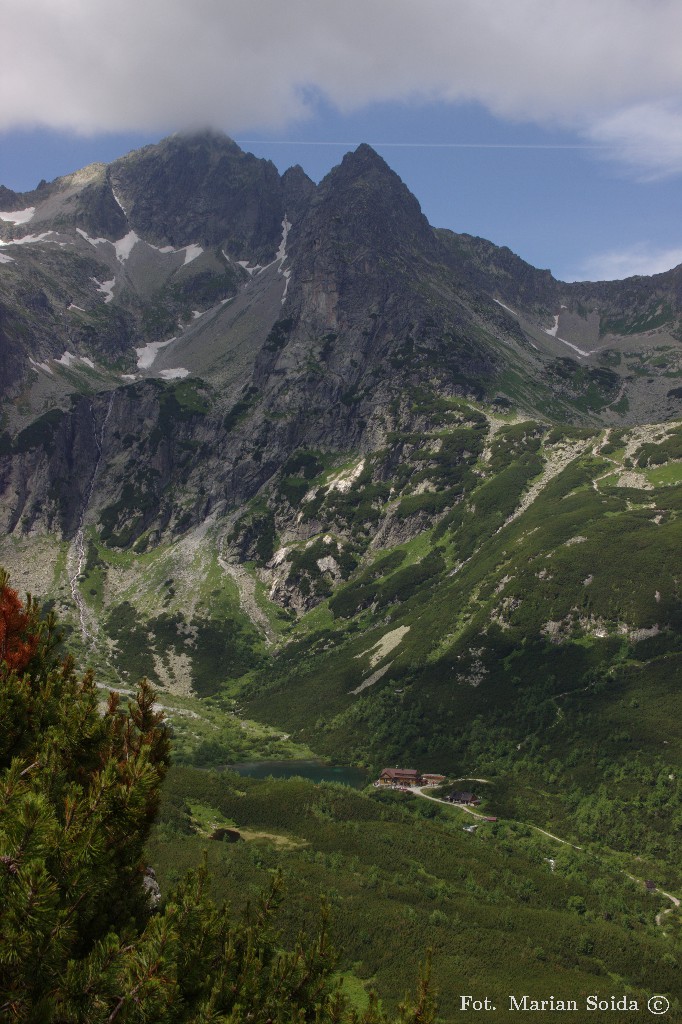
[2,131,682,1018]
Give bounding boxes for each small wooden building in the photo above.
[422,773,446,786]
[447,791,480,805]
[378,768,423,788]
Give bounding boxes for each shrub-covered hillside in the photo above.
[244,418,682,861]
[148,765,682,1020]
[0,572,435,1023]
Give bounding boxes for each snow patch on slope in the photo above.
[135,338,175,369]
[91,277,115,303]
[236,259,261,275]
[158,367,190,380]
[77,227,203,268]
[76,227,109,247]
[29,357,53,375]
[542,312,593,356]
[56,351,95,370]
[545,331,593,358]
[498,299,595,358]
[111,187,127,216]
[545,315,560,337]
[276,217,291,262]
[183,244,203,266]
[0,207,35,225]
[114,231,140,262]
[0,231,67,247]
[244,216,292,280]
[281,268,291,305]
[77,227,140,263]
[277,217,292,304]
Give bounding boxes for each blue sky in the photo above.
[2,1,681,283]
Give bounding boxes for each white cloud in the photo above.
[588,103,682,180]
[2,1,682,175]
[571,244,682,282]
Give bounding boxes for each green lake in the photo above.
[227,760,369,788]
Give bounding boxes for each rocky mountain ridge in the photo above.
[2,131,682,423]
[1,131,682,696]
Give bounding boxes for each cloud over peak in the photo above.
[2,0,682,176]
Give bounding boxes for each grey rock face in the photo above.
[109,132,286,258]
[143,866,161,908]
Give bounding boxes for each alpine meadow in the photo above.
[1,131,682,1022]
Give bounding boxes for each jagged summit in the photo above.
[323,142,412,194]
[281,164,316,222]
[108,133,284,252]
[116,129,245,166]
[0,184,22,210]
[166,127,242,147]
[3,130,682,431]
[309,142,435,257]
[339,142,392,170]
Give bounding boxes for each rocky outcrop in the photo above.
[143,866,161,908]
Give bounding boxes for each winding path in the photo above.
[624,873,680,927]
[658,888,681,908]
[413,786,582,847]
[414,787,487,819]
[415,787,680,926]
